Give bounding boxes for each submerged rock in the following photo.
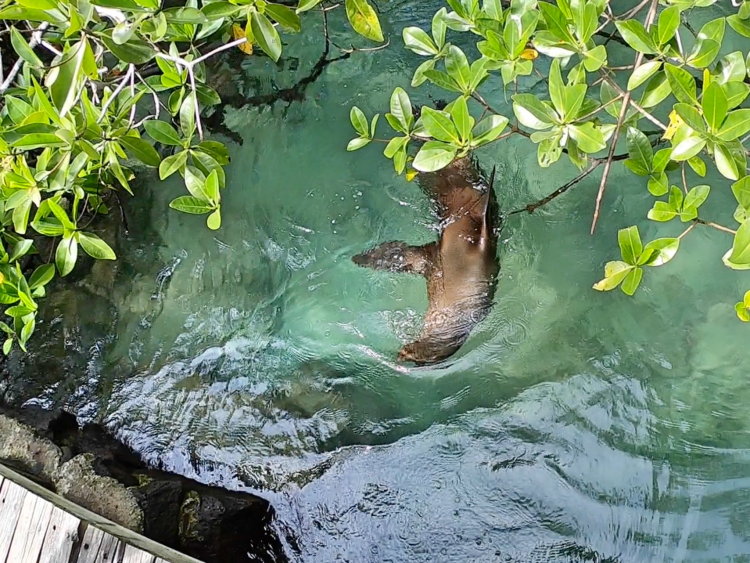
[55,453,145,532]
[0,414,62,483]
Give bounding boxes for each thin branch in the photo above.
[97,64,135,122]
[509,160,602,216]
[591,0,659,235]
[678,222,697,239]
[696,218,737,235]
[0,22,49,94]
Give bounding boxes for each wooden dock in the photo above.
[0,463,204,563]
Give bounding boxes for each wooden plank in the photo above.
[7,493,54,563]
[38,505,80,563]
[0,464,203,563]
[121,544,155,563]
[0,478,27,563]
[77,525,123,563]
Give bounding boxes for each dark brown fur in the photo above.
[353,156,501,365]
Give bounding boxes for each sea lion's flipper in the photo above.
[352,241,436,276]
[480,165,500,238]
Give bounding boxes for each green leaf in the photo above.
[159,150,188,180]
[728,14,750,38]
[702,81,728,131]
[412,59,437,87]
[184,166,211,201]
[687,155,707,177]
[251,11,282,62]
[640,71,671,108]
[3,339,11,355]
[412,141,458,172]
[100,32,156,64]
[47,199,76,230]
[657,5,681,45]
[265,4,301,32]
[347,137,371,151]
[548,59,565,117]
[717,109,750,141]
[296,0,324,13]
[383,134,405,159]
[350,107,369,137]
[471,114,509,147]
[403,27,438,56]
[118,136,161,167]
[627,60,662,91]
[207,208,222,230]
[687,18,724,68]
[592,261,633,291]
[626,127,653,172]
[724,219,750,270]
[538,2,576,44]
[0,6,64,23]
[618,225,643,265]
[450,96,473,143]
[202,2,242,19]
[684,184,710,210]
[423,70,463,93]
[647,172,669,196]
[620,267,643,296]
[582,44,607,72]
[179,92,196,137]
[674,103,706,132]
[732,177,750,209]
[78,233,116,260]
[144,120,182,145]
[345,0,383,42]
[512,94,556,129]
[10,26,43,67]
[639,238,680,266]
[615,20,657,54]
[715,142,739,180]
[445,46,471,91]
[421,107,460,143]
[432,8,447,48]
[28,264,54,290]
[49,39,87,118]
[735,301,750,322]
[569,123,605,153]
[196,141,230,165]
[168,196,214,215]
[664,64,697,105]
[714,51,747,84]
[389,87,413,132]
[55,235,78,277]
[671,136,706,161]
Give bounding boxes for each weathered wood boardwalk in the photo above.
[0,464,204,563]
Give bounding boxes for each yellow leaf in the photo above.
[519,48,539,61]
[0,272,5,284]
[703,68,710,88]
[662,109,684,141]
[232,24,253,55]
[405,168,418,182]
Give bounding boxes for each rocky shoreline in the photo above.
[0,404,289,563]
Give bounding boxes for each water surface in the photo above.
[4,1,750,561]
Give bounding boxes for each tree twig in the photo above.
[591,0,659,235]
[509,160,602,216]
[0,22,49,94]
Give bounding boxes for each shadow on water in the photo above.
[4,1,750,562]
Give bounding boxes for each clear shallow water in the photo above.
[4,1,750,561]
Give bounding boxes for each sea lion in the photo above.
[353,155,501,365]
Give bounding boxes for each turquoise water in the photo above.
[5,1,750,561]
